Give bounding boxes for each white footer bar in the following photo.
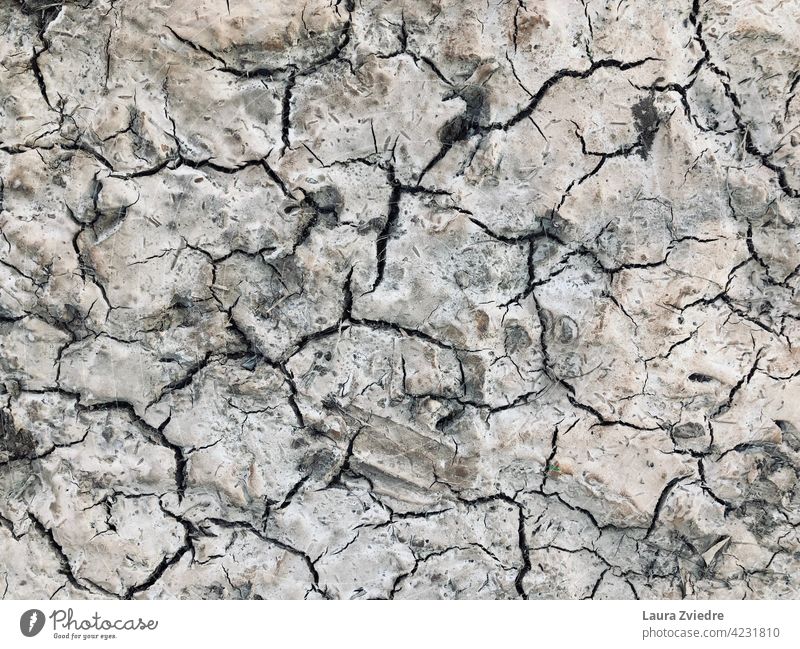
[1,600,797,648]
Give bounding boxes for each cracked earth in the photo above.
[1,0,799,600]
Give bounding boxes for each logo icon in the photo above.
[20,609,45,637]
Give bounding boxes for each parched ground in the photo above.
[0,0,799,600]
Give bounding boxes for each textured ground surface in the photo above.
[1,0,799,600]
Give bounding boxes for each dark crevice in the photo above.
[281,73,296,152]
